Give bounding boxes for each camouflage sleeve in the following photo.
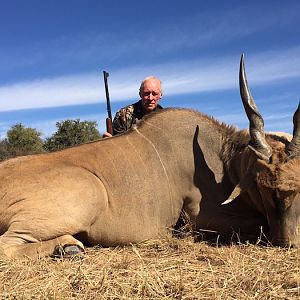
[112,105,135,135]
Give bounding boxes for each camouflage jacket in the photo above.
[112,100,163,135]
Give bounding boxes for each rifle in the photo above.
[103,71,113,135]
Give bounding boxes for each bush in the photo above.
[0,124,45,160]
[44,119,101,152]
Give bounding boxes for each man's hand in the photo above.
[103,131,113,138]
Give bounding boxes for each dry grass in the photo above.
[0,235,299,299]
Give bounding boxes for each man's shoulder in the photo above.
[114,101,139,121]
[117,101,141,116]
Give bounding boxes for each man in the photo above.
[103,76,163,137]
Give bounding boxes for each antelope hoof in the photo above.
[53,244,84,258]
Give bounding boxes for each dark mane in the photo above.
[221,129,250,169]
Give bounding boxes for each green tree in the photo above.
[3,123,44,159]
[44,119,101,152]
[0,139,10,161]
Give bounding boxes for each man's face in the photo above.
[140,79,162,114]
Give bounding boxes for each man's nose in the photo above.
[145,93,154,100]
[149,93,155,100]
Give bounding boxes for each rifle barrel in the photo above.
[103,71,112,120]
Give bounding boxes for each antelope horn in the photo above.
[240,54,272,161]
[286,102,300,160]
[221,171,255,205]
[221,184,242,205]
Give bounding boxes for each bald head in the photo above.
[139,76,162,96]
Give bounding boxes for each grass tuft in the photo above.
[0,236,299,299]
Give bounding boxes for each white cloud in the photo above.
[0,46,300,113]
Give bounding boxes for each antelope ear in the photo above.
[222,172,255,205]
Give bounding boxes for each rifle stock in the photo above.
[106,117,113,135]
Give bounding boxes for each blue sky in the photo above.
[0,0,299,138]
